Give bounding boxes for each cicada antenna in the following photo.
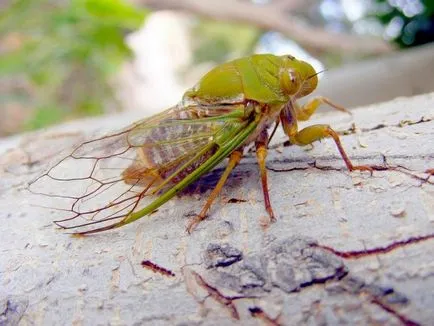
[307,68,328,80]
[296,69,328,98]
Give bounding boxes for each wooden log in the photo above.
[1,92,433,325]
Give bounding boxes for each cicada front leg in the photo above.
[290,124,373,173]
[294,96,352,121]
[281,101,373,173]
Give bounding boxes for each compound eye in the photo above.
[288,70,301,88]
[280,68,301,95]
[289,71,297,83]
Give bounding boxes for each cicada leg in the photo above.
[187,149,243,233]
[281,99,372,173]
[266,117,281,146]
[255,130,276,222]
[289,124,373,173]
[295,96,351,121]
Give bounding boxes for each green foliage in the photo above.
[0,0,147,133]
[24,105,66,131]
[374,0,434,47]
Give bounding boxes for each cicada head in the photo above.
[279,55,318,98]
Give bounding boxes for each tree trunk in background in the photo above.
[313,43,434,109]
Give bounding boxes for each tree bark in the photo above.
[1,93,433,325]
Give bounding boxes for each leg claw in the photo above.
[267,209,276,223]
[351,165,374,175]
[186,215,205,234]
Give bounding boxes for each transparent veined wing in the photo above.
[29,103,257,234]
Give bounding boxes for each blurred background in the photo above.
[1,0,433,136]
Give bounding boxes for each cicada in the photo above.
[31,54,372,235]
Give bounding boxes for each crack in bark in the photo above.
[227,198,248,204]
[190,270,243,320]
[265,153,433,167]
[324,275,416,325]
[141,260,175,277]
[371,298,421,326]
[301,274,414,325]
[297,273,414,325]
[312,234,434,259]
[265,155,433,185]
[358,115,432,133]
[338,116,433,137]
[267,158,386,174]
[299,265,348,289]
[270,115,433,149]
[379,154,434,185]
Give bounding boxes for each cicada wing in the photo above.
[30,103,250,234]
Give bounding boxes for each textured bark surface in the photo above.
[1,93,433,325]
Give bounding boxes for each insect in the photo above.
[31,54,372,235]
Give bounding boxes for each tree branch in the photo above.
[137,0,393,54]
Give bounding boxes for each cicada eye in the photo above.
[280,69,301,96]
[289,71,297,83]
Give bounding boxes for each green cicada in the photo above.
[32,54,372,234]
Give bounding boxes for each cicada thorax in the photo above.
[121,54,319,193]
[183,54,292,106]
